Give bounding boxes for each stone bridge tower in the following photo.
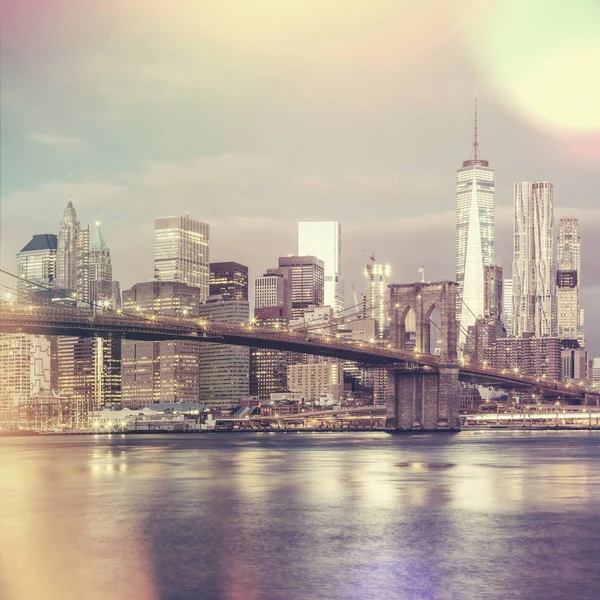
[386,281,460,432]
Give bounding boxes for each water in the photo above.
[1,431,599,600]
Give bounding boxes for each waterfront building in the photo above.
[456,101,495,343]
[592,358,600,389]
[16,234,58,299]
[365,259,391,339]
[287,361,343,403]
[458,386,482,411]
[56,201,80,295]
[512,182,556,337]
[0,335,52,414]
[493,334,561,381]
[557,218,584,345]
[198,298,250,406]
[209,262,248,301]
[297,222,344,315]
[56,336,121,412]
[121,281,202,407]
[89,221,113,306]
[154,214,210,299]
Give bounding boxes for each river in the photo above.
[1,431,599,600]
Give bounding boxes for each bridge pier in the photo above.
[385,367,460,432]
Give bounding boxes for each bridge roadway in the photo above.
[0,302,594,401]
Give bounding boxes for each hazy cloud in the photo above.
[25,133,86,151]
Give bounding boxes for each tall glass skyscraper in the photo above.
[16,234,58,298]
[298,222,344,316]
[512,182,555,338]
[456,102,495,344]
[365,259,391,340]
[154,214,210,301]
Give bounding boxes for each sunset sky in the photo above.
[2,0,599,351]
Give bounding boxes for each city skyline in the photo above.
[2,1,599,355]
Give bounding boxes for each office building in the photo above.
[16,234,58,299]
[561,345,587,383]
[557,218,584,345]
[154,214,210,299]
[198,299,250,405]
[287,361,343,403]
[276,256,324,319]
[76,226,90,304]
[298,222,344,315]
[493,335,561,381]
[56,201,80,295]
[121,281,202,407]
[503,279,513,337]
[89,221,113,305]
[255,275,285,311]
[592,358,600,389]
[56,336,121,412]
[456,101,495,342]
[209,262,248,301]
[365,259,391,339]
[0,335,53,413]
[512,182,555,337]
[484,266,503,323]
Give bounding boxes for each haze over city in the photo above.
[2,0,599,351]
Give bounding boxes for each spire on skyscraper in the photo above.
[473,95,479,161]
[463,97,488,168]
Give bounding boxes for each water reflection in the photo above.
[1,432,600,600]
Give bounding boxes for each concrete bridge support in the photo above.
[386,281,460,432]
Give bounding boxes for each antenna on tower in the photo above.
[473,94,479,161]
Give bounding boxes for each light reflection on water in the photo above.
[1,431,600,600]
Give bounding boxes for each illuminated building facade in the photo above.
[298,222,344,315]
[209,262,248,301]
[198,299,250,405]
[154,214,210,299]
[365,260,391,339]
[456,102,495,343]
[0,335,52,413]
[287,361,343,402]
[503,279,513,337]
[16,234,58,299]
[512,182,555,337]
[121,281,202,407]
[493,335,561,381]
[255,275,285,311]
[556,218,583,345]
[484,265,503,323]
[277,256,324,319]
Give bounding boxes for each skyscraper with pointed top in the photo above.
[56,200,80,294]
[89,220,113,305]
[456,99,495,347]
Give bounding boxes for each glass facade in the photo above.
[298,222,344,315]
[209,262,248,301]
[16,234,57,299]
[456,162,495,343]
[365,261,391,340]
[512,182,555,338]
[277,256,324,320]
[154,215,210,301]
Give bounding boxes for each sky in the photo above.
[1,0,599,352]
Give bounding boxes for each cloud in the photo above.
[25,133,86,151]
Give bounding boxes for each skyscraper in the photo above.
[298,222,344,315]
[512,182,555,338]
[16,234,58,299]
[276,256,324,319]
[89,221,113,305]
[456,100,495,343]
[56,201,80,294]
[76,226,90,304]
[557,218,583,345]
[483,266,503,324]
[198,299,250,405]
[209,262,248,301]
[365,258,391,340]
[502,279,513,337]
[154,214,210,299]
